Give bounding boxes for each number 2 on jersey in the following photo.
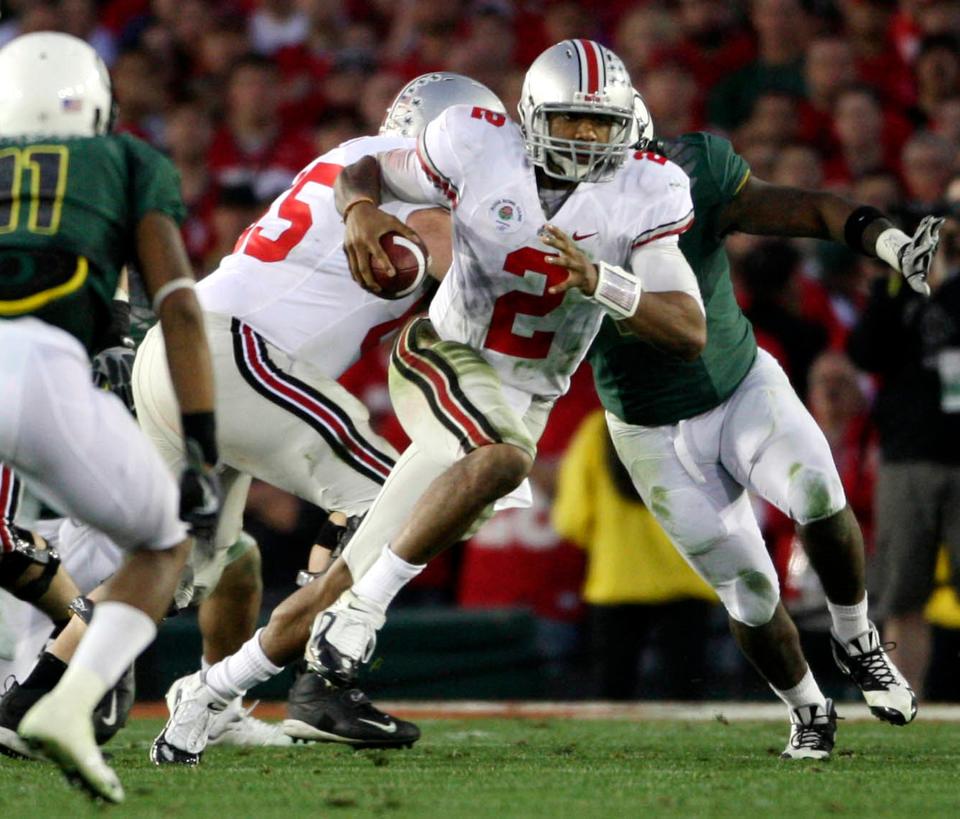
[0,145,69,236]
[484,247,567,359]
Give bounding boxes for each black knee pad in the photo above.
[0,527,61,602]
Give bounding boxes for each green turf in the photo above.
[4,718,960,817]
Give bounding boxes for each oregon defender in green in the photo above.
[590,96,943,758]
[0,133,185,352]
[0,32,221,803]
[591,132,755,427]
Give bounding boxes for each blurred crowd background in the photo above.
[4,0,960,702]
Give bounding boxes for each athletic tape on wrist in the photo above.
[592,261,643,319]
[875,227,911,273]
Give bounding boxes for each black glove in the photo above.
[92,343,136,413]
[178,439,222,542]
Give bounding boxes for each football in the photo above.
[369,231,429,299]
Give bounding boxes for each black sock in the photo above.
[47,618,70,641]
[22,652,67,690]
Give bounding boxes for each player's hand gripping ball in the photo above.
[369,232,429,299]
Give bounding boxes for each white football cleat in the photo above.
[780,699,837,760]
[831,623,917,726]
[208,699,292,747]
[18,686,123,803]
[150,671,226,765]
[305,592,384,686]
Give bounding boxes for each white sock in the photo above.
[62,601,157,712]
[827,594,870,643]
[204,629,282,702]
[352,544,424,610]
[772,667,827,711]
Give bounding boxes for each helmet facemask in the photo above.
[519,40,636,184]
[527,101,634,183]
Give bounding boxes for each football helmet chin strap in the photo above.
[0,527,61,602]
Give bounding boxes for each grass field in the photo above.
[4,709,960,818]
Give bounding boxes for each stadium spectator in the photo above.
[771,143,825,189]
[839,0,915,109]
[847,177,960,694]
[638,61,703,138]
[739,240,829,399]
[248,0,309,57]
[823,86,902,185]
[207,53,316,202]
[668,0,755,92]
[707,0,809,132]
[111,47,170,146]
[60,0,118,65]
[611,4,678,81]
[798,35,858,148]
[552,411,718,701]
[736,90,803,147]
[907,34,960,128]
[901,130,956,214]
[164,100,218,274]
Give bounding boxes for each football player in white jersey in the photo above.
[274,39,701,703]
[302,36,706,700]
[152,41,706,753]
[143,73,509,763]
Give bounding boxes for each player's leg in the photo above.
[0,320,189,801]
[304,318,542,690]
[0,513,135,759]
[143,316,419,759]
[0,465,83,635]
[606,409,836,759]
[192,534,290,748]
[723,350,915,724]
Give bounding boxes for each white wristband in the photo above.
[592,261,643,318]
[151,277,196,314]
[875,228,910,273]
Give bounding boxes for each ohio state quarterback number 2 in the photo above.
[484,246,566,359]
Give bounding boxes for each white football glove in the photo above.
[899,215,945,297]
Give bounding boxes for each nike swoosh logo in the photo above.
[358,718,397,733]
[572,231,597,241]
[101,692,118,727]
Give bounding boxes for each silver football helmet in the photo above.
[0,32,113,138]
[631,89,654,151]
[380,72,506,138]
[518,40,635,183]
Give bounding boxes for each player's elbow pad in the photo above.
[629,239,704,315]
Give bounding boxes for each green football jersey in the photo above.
[0,132,185,352]
[589,132,758,427]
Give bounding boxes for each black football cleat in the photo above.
[284,670,419,749]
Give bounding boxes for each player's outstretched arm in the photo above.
[543,225,706,360]
[718,177,944,296]
[137,211,220,538]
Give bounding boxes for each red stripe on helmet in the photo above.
[579,39,600,95]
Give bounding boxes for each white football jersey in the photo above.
[398,104,696,398]
[198,135,433,379]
